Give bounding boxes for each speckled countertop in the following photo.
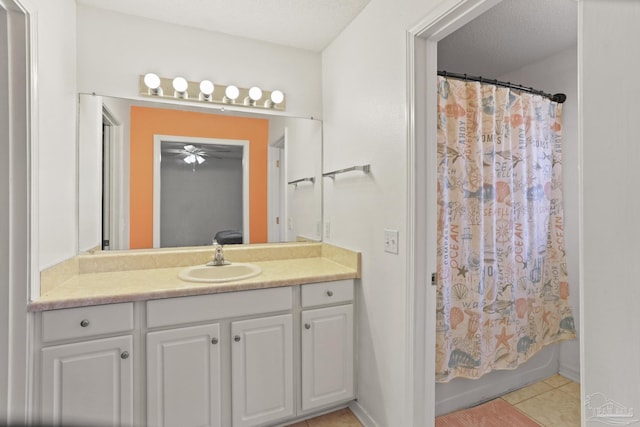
[29,242,360,312]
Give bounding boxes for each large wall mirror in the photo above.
[77,94,323,252]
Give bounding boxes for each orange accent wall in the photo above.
[129,106,269,249]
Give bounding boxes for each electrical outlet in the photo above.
[384,229,399,254]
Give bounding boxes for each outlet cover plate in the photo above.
[384,229,399,254]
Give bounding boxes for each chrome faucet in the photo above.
[207,244,228,266]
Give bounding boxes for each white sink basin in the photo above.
[178,263,262,283]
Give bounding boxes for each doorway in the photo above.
[407,0,578,424]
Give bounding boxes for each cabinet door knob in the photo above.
[80,319,90,327]
[326,290,334,297]
[211,337,218,345]
[120,351,129,360]
[304,323,311,330]
[234,335,241,342]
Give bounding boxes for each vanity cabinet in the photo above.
[300,280,355,412]
[35,280,355,427]
[147,323,222,427]
[231,314,294,427]
[146,287,294,427]
[39,303,134,427]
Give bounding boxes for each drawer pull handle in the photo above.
[211,337,218,345]
[305,323,311,330]
[120,351,129,360]
[326,290,334,297]
[234,335,241,342]
[80,319,90,327]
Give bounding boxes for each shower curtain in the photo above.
[435,76,576,382]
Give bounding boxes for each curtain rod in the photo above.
[437,71,566,104]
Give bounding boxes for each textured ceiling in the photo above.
[438,0,577,78]
[76,0,370,52]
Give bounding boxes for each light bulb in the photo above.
[144,73,161,89]
[199,80,214,96]
[270,90,284,104]
[225,85,239,101]
[249,87,263,101]
[196,155,205,164]
[172,77,188,93]
[184,154,196,164]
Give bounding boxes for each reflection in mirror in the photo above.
[78,94,322,252]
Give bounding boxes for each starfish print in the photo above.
[495,326,514,350]
[456,265,469,278]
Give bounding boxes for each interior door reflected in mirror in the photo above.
[77,94,323,252]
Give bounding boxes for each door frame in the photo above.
[406,1,502,425]
[152,135,250,247]
[0,0,36,423]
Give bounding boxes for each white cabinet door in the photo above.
[301,304,354,411]
[41,335,133,427]
[231,314,293,427]
[147,323,221,427]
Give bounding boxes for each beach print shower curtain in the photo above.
[435,76,576,382]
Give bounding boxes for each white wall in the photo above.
[499,47,580,381]
[76,4,322,119]
[322,1,447,425]
[286,118,323,241]
[35,0,77,270]
[581,0,640,420]
[161,155,243,247]
[77,94,102,252]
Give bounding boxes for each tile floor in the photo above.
[285,408,363,427]
[285,374,580,426]
[500,374,581,426]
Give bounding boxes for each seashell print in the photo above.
[517,336,536,354]
[450,306,464,330]
[559,316,575,331]
[448,349,481,369]
[510,114,524,127]
[559,281,570,300]
[544,182,552,200]
[515,298,528,319]
[551,121,562,132]
[445,103,466,118]
[452,283,469,300]
[464,309,480,339]
[495,181,511,204]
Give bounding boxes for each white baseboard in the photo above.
[349,400,379,427]
[559,363,580,383]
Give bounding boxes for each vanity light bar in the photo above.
[139,74,286,111]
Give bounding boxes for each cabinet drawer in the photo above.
[301,280,354,308]
[147,287,292,328]
[42,303,134,343]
